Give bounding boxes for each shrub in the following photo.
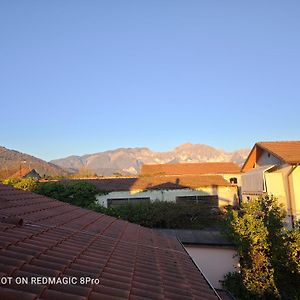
[93,201,222,229]
[2,177,38,191]
[4,179,223,229]
[223,196,300,299]
[33,181,98,208]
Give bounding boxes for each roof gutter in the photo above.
[286,164,299,228]
[177,238,222,300]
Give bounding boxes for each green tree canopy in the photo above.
[223,196,300,299]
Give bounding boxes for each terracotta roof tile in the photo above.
[257,141,300,164]
[0,183,219,299]
[75,174,232,193]
[41,289,87,300]
[0,287,37,300]
[141,162,241,176]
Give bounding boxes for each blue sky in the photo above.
[1,1,300,161]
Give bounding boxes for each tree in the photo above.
[223,196,300,299]
[33,181,98,208]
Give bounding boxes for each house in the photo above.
[10,165,41,180]
[241,141,300,226]
[85,175,239,208]
[141,162,241,186]
[0,183,221,299]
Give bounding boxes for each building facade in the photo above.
[241,141,300,226]
[90,175,238,208]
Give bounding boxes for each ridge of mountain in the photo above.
[51,143,250,176]
[0,146,69,179]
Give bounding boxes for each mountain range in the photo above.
[0,144,250,179]
[0,146,69,179]
[50,143,250,176]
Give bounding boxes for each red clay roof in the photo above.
[77,175,232,192]
[256,141,300,164]
[141,162,241,176]
[0,184,219,300]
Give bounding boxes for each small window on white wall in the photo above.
[107,197,150,207]
[230,177,238,184]
[176,195,218,207]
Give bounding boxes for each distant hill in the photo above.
[51,143,250,176]
[0,146,69,179]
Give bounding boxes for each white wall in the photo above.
[185,245,239,289]
[257,151,282,167]
[96,186,237,208]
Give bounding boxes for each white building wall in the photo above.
[257,151,282,167]
[96,186,237,208]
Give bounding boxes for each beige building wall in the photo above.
[262,164,299,226]
[222,174,241,186]
[96,186,238,208]
[216,186,239,207]
[290,166,300,221]
[265,171,287,208]
[185,245,239,289]
[242,146,299,225]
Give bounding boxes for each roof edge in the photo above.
[177,238,222,300]
[256,142,287,164]
[241,144,257,172]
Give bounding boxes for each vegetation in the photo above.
[2,178,38,191]
[223,196,300,299]
[2,179,98,208]
[34,181,98,208]
[92,201,221,229]
[4,179,300,298]
[2,179,222,229]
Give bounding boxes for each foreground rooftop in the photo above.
[0,184,219,299]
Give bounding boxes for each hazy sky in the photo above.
[1,1,300,161]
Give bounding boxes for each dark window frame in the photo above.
[107,197,150,207]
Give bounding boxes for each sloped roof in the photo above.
[0,184,219,300]
[155,229,233,246]
[10,165,40,179]
[79,175,232,192]
[256,141,300,164]
[241,141,300,172]
[141,162,241,176]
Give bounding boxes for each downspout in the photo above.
[286,164,298,228]
[161,190,164,202]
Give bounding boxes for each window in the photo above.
[107,197,150,207]
[230,177,238,184]
[176,195,218,208]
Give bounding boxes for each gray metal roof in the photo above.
[155,229,234,246]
